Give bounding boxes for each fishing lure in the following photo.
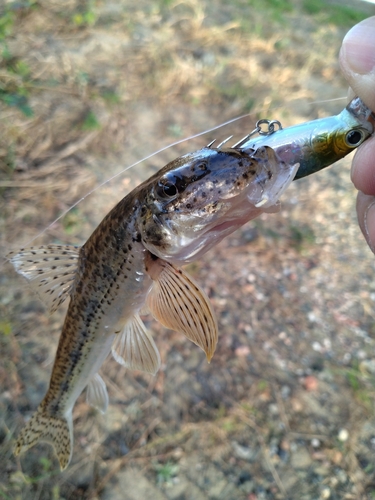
[7,96,374,470]
[231,96,375,181]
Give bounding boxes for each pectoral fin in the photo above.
[7,245,80,313]
[146,258,218,362]
[86,373,109,414]
[112,314,161,375]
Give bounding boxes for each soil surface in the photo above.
[1,1,375,499]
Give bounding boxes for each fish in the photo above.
[8,95,375,471]
[8,144,299,470]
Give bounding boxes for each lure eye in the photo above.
[156,179,178,199]
[345,129,365,147]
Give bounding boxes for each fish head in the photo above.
[138,146,298,262]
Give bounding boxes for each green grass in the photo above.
[80,110,101,131]
[0,8,14,40]
[0,3,34,116]
[71,0,97,27]
[0,90,33,117]
[154,461,179,485]
[289,224,316,251]
[303,0,368,27]
[101,90,121,106]
[343,361,374,411]
[0,321,12,337]
[62,208,86,235]
[0,486,13,500]
[247,0,294,22]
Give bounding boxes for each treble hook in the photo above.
[231,118,283,148]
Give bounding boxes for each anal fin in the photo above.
[86,373,109,414]
[146,259,218,362]
[112,314,161,375]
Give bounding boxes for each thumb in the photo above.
[339,16,375,112]
[356,192,375,254]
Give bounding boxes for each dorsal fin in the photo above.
[7,245,80,313]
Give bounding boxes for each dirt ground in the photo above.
[1,0,375,499]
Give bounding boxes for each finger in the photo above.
[339,16,375,112]
[356,191,375,254]
[351,135,375,195]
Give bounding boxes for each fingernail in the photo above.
[342,17,375,75]
[364,201,375,253]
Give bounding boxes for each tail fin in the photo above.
[14,405,73,471]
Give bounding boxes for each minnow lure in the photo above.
[7,96,374,471]
[231,96,375,181]
[8,145,298,470]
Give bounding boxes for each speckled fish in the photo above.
[8,145,299,470]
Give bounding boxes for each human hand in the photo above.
[340,16,375,252]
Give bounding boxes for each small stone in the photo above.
[280,438,290,452]
[330,477,338,488]
[323,338,331,350]
[231,441,258,461]
[290,447,312,469]
[308,311,317,322]
[343,352,352,363]
[281,385,291,399]
[235,345,251,357]
[291,398,303,412]
[311,438,320,448]
[330,450,343,464]
[315,465,330,476]
[336,469,347,484]
[321,486,331,499]
[268,403,279,415]
[302,375,318,391]
[312,341,322,352]
[338,428,349,442]
[360,359,375,374]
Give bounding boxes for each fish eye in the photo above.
[345,129,365,147]
[156,179,178,199]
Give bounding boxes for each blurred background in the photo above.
[1,0,375,498]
